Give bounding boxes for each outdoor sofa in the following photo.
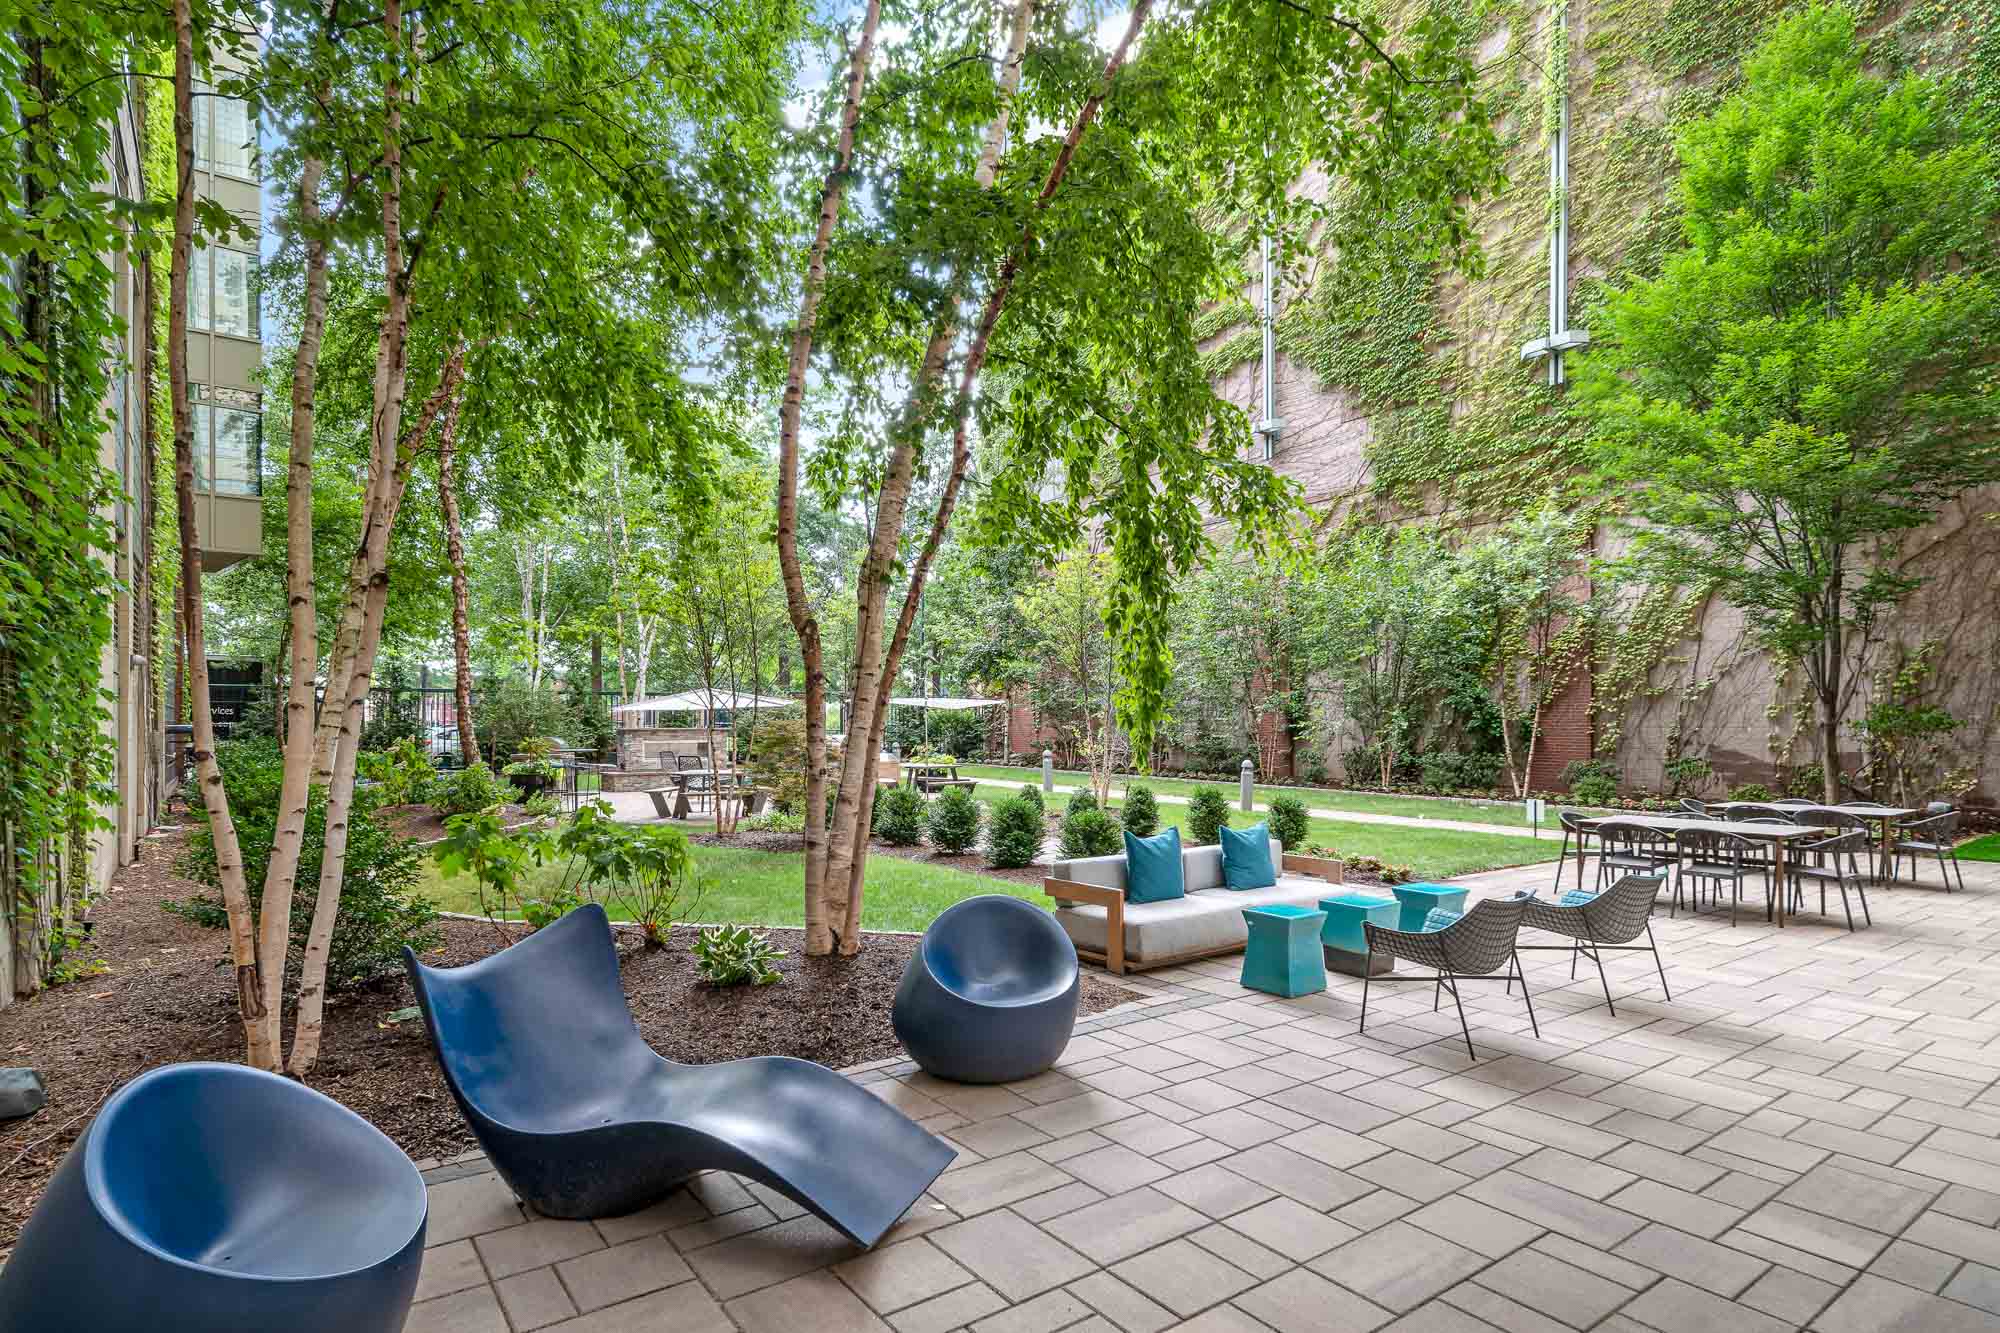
[1045,837,1344,974]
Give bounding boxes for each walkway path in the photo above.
[407,857,2000,1333]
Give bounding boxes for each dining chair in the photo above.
[1679,798,1710,816]
[1798,808,1877,880]
[1890,809,1966,892]
[1676,828,1759,924]
[1785,828,1873,930]
[1552,810,1599,894]
[1595,821,1674,894]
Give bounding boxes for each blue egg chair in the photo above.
[0,1062,426,1333]
[403,904,954,1248]
[893,894,1080,1084]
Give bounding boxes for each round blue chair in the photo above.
[893,895,1080,1084]
[0,1062,427,1333]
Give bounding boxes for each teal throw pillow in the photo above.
[1122,827,1185,904]
[1219,822,1278,890]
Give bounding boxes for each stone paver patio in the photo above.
[407,856,2000,1332]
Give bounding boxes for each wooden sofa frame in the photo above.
[1043,853,1346,975]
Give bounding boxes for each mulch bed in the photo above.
[0,825,1140,1259]
[379,801,536,844]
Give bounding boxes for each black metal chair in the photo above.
[1360,895,1537,1062]
[1679,799,1710,816]
[1521,875,1670,1016]
[1676,828,1759,925]
[1890,809,1966,892]
[1722,805,1782,879]
[1595,820,1674,893]
[1785,828,1873,930]
[1551,810,1599,894]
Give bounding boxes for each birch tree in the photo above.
[779,0,1502,952]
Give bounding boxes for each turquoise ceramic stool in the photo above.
[1391,882,1468,933]
[1318,894,1398,977]
[1240,905,1327,998]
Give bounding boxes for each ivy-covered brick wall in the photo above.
[1202,0,2000,797]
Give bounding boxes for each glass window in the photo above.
[192,402,211,488]
[189,247,211,331]
[192,88,212,170]
[211,248,256,338]
[188,247,258,338]
[212,408,260,496]
[195,84,255,178]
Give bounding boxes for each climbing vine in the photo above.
[1,13,141,987]
[1189,0,1991,773]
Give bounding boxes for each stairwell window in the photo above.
[193,82,256,179]
[190,385,263,497]
[191,245,258,339]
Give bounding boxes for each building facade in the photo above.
[1196,0,1998,800]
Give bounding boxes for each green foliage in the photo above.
[1185,786,1232,845]
[178,789,441,989]
[435,802,700,946]
[478,680,578,766]
[986,795,1046,869]
[1576,4,2000,794]
[358,737,439,807]
[1852,643,1977,804]
[1727,782,1773,801]
[1417,751,1506,793]
[741,808,806,834]
[1267,795,1310,850]
[361,660,428,751]
[1059,807,1122,859]
[0,5,139,979]
[886,708,988,762]
[692,924,786,986]
[1663,755,1714,797]
[873,786,928,847]
[1563,758,1621,804]
[436,762,517,817]
[746,718,812,814]
[1120,785,1160,837]
[1015,785,1044,817]
[926,786,983,855]
[521,886,584,930]
[521,792,562,819]
[1065,790,1098,816]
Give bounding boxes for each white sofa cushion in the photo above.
[1052,864,1335,963]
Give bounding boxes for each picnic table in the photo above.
[900,761,976,795]
[1706,801,1918,880]
[1578,813,1822,928]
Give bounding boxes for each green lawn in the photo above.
[414,843,1042,933]
[959,763,1543,829]
[1959,833,2000,863]
[965,784,1560,880]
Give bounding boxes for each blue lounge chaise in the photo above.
[403,904,955,1248]
[893,894,1080,1084]
[0,1062,426,1333]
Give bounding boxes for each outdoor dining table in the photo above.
[1578,813,1823,928]
[1706,801,1918,882]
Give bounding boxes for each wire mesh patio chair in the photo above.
[1520,874,1670,1016]
[1359,895,1537,1062]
